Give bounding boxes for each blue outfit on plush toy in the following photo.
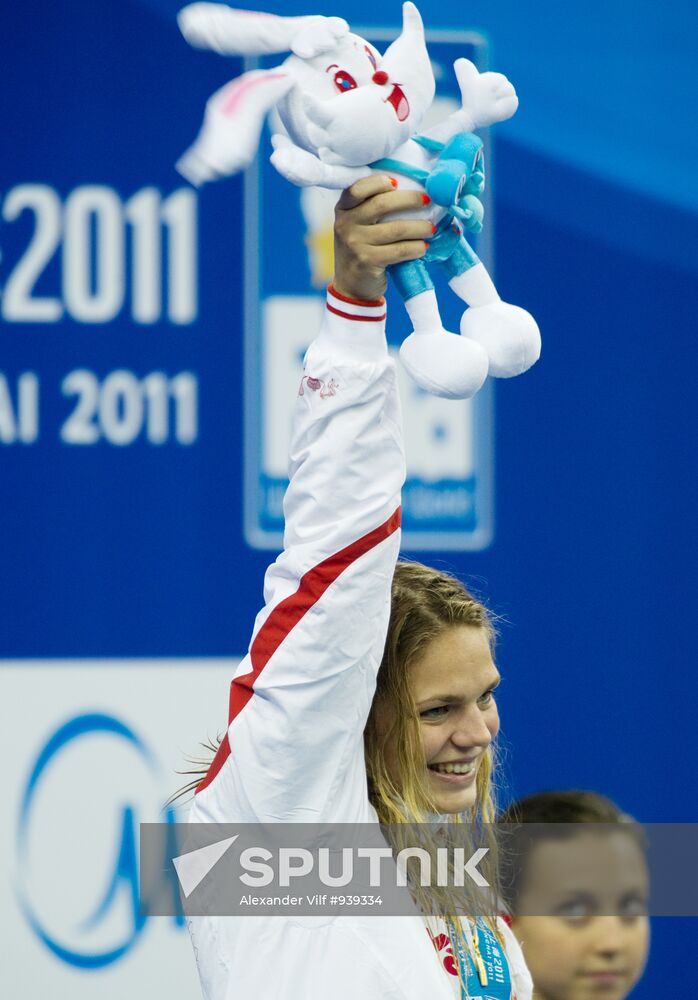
[371,132,485,301]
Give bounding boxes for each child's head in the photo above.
[499,790,649,1000]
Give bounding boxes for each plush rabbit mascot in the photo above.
[177,1,540,399]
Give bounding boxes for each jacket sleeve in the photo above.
[191,287,404,824]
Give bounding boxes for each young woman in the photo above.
[186,174,532,999]
[499,791,650,1000]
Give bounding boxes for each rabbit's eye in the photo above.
[365,46,377,70]
[334,70,357,93]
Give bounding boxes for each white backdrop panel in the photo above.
[0,659,235,999]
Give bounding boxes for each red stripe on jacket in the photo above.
[196,507,401,794]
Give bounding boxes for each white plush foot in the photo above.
[399,330,489,399]
[460,301,541,378]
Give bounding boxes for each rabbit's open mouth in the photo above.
[386,84,409,122]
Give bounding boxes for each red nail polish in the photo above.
[431,223,437,234]
[389,177,398,188]
[422,193,431,205]
[424,241,429,249]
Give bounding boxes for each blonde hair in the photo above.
[364,560,503,980]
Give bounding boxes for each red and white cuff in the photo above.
[326,284,386,323]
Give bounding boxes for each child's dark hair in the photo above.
[498,789,646,914]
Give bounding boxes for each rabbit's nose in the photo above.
[372,70,389,86]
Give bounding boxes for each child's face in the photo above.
[512,830,649,1000]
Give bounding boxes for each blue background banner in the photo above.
[3,1,697,996]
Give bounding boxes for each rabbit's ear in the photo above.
[177,68,294,185]
[290,16,349,58]
[178,3,346,57]
[381,2,434,124]
[382,1,428,71]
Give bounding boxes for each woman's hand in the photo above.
[332,175,433,302]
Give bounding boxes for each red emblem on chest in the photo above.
[427,928,459,977]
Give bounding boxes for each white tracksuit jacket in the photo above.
[188,287,533,1000]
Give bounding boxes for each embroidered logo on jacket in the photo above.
[298,375,339,398]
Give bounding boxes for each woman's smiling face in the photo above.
[378,625,501,814]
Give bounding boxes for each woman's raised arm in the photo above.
[191,177,431,824]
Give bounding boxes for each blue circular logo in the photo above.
[16,712,175,969]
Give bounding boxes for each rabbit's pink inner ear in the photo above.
[220,72,289,117]
[364,42,382,68]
